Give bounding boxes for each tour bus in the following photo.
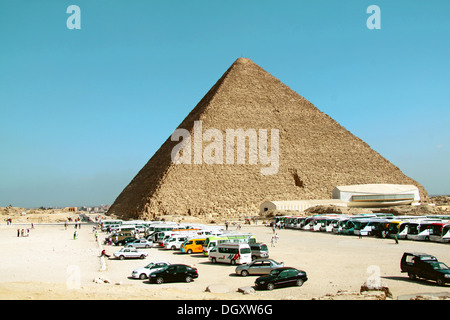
[117,224,138,233]
[208,243,252,265]
[357,219,390,236]
[386,220,405,238]
[273,216,291,228]
[292,217,307,229]
[441,224,450,243]
[101,219,123,230]
[180,238,207,254]
[203,233,256,256]
[326,216,350,233]
[286,216,303,229]
[425,223,448,242]
[397,220,438,241]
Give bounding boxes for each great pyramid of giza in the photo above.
[108,58,427,220]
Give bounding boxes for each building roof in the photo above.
[334,184,419,194]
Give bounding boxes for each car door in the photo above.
[196,240,205,252]
[420,262,436,281]
[164,265,177,281]
[275,270,290,286]
[174,265,186,281]
[250,261,263,274]
[261,261,273,274]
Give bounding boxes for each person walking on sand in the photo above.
[275,233,279,244]
[73,231,78,240]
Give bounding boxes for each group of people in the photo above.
[270,233,279,247]
[17,228,31,237]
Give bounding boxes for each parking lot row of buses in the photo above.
[100,219,264,264]
[273,214,450,243]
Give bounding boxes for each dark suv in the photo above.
[149,264,198,284]
[400,252,450,286]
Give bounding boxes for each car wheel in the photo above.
[185,276,193,283]
[252,255,257,261]
[231,259,236,265]
[145,245,150,248]
[296,279,304,287]
[139,273,147,280]
[267,283,275,291]
[211,258,217,264]
[140,255,146,259]
[171,246,176,250]
[187,249,193,254]
[119,255,125,260]
[437,278,444,286]
[156,277,164,284]
[408,272,416,280]
[241,270,249,277]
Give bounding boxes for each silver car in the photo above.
[235,259,284,276]
[126,239,154,248]
[113,247,148,260]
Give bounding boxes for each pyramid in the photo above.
[108,58,427,219]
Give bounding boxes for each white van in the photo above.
[163,235,193,250]
[208,243,252,265]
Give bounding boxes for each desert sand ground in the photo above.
[1,218,449,301]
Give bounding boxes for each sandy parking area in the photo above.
[1,222,449,300]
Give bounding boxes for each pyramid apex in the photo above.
[234,57,254,65]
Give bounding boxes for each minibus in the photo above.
[180,238,206,254]
[208,243,252,265]
[203,233,256,256]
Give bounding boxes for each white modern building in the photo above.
[332,184,420,207]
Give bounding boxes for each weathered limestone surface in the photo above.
[108,58,427,220]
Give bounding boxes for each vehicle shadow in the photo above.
[382,276,448,287]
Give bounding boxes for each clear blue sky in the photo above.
[0,0,449,208]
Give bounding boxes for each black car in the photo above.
[115,237,136,246]
[401,252,450,286]
[254,267,307,290]
[149,264,198,284]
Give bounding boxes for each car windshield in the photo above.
[429,262,450,270]
[240,248,251,254]
[260,245,268,251]
[144,263,155,269]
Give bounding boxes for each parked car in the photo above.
[235,259,283,276]
[115,236,136,246]
[126,238,154,249]
[131,261,171,280]
[113,247,148,260]
[249,243,269,260]
[254,267,308,290]
[148,264,198,284]
[400,252,450,286]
